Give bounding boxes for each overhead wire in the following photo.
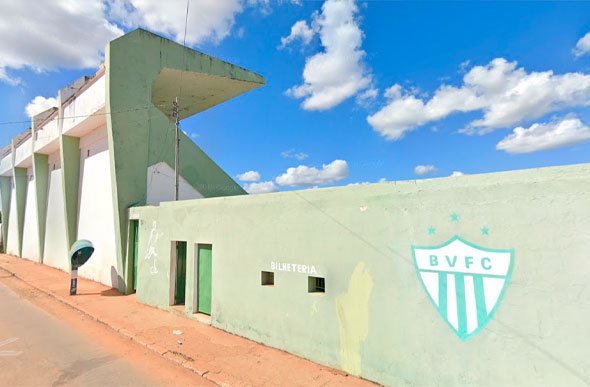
[147,0,191,199]
[0,103,170,127]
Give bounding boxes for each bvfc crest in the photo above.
[412,236,514,340]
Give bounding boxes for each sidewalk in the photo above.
[0,254,374,387]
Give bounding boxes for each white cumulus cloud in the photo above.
[279,20,315,49]
[367,58,590,140]
[244,181,279,194]
[414,165,437,176]
[0,1,123,85]
[286,0,372,111]
[450,171,465,177]
[236,170,261,182]
[108,0,243,46]
[25,96,58,118]
[275,159,350,186]
[573,32,590,58]
[496,116,590,154]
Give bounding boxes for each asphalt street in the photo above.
[0,281,205,386]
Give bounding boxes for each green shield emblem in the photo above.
[412,236,514,340]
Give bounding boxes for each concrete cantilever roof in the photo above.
[152,67,265,120]
[142,29,266,120]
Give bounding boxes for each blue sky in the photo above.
[1,1,590,194]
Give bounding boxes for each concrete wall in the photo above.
[21,168,39,261]
[132,163,590,387]
[43,154,68,271]
[77,127,118,287]
[146,162,204,206]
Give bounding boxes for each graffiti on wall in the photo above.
[145,221,163,275]
[412,236,514,340]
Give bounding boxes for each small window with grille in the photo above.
[261,271,274,286]
[308,276,325,294]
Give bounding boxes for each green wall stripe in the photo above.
[438,272,447,320]
[455,274,467,337]
[12,167,28,257]
[32,153,49,262]
[473,275,488,325]
[0,176,11,253]
[60,134,81,250]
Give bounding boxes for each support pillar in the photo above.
[0,176,11,253]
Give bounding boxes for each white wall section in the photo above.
[21,168,39,261]
[0,154,12,175]
[14,137,32,167]
[43,153,69,271]
[62,74,105,135]
[76,127,118,287]
[146,161,204,206]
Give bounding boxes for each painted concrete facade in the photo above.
[131,163,590,386]
[21,169,39,261]
[0,29,264,292]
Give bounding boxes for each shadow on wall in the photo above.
[110,266,125,294]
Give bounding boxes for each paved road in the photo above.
[0,281,207,386]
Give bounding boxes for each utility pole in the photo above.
[173,98,180,201]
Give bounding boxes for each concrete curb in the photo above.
[0,264,220,385]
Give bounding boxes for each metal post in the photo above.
[173,98,180,201]
[70,268,78,295]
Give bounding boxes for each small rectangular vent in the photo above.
[261,271,274,286]
[308,276,325,293]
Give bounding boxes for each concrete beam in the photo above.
[58,90,81,253]
[32,152,48,262]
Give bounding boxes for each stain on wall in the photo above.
[336,262,374,376]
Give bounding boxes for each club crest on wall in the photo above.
[412,236,514,340]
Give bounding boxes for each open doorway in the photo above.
[169,241,187,306]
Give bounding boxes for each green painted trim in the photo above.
[12,166,27,257]
[454,274,467,337]
[124,218,137,294]
[58,89,82,254]
[473,275,487,326]
[411,235,515,341]
[104,42,129,294]
[32,153,48,262]
[0,176,11,253]
[437,272,447,320]
[58,88,81,252]
[59,134,80,250]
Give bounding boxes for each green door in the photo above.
[132,221,138,290]
[174,241,187,305]
[197,245,212,315]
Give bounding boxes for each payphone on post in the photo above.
[69,240,94,295]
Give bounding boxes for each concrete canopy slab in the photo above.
[152,67,264,120]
